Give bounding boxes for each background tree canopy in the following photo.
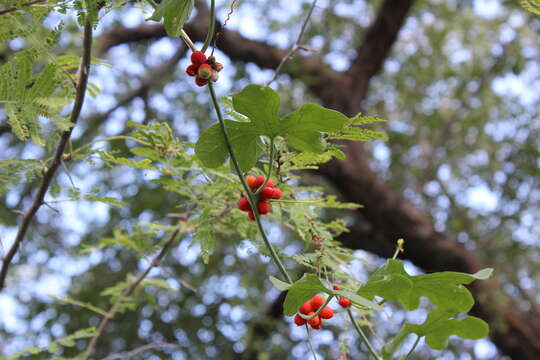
[0,0,539,359]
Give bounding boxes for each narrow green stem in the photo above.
[207,83,292,283]
[346,308,382,360]
[254,138,275,195]
[403,335,420,360]
[299,295,334,320]
[305,324,319,360]
[392,238,404,260]
[180,29,196,52]
[201,0,215,53]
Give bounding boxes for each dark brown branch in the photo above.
[85,228,181,358]
[0,0,45,16]
[0,21,93,292]
[93,45,187,124]
[99,22,344,99]
[344,0,416,112]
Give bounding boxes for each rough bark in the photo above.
[97,1,540,358]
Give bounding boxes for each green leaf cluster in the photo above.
[195,84,355,171]
[356,259,492,358]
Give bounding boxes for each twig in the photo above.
[0,20,93,292]
[266,0,318,86]
[305,324,319,360]
[402,335,420,360]
[346,308,382,360]
[0,0,45,16]
[100,343,182,360]
[85,228,181,358]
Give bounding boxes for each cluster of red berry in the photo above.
[185,50,223,87]
[294,295,333,330]
[334,282,351,307]
[237,176,282,221]
[292,285,352,330]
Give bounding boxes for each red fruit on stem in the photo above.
[195,77,209,87]
[338,298,352,308]
[257,201,270,215]
[191,50,207,66]
[306,312,321,327]
[271,188,282,200]
[260,186,275,200]
[299,301,313,314]
[254,176,265,189]
[310,295,324,310]
[266,179,274,187]
[319,306,334,319]
[197,63,213,80]
[186,64,198,77]
[311,320,323,330]
[248,210,255,221]
[294,314,306,326]
[246,176,257,189]
[237,197,251,212]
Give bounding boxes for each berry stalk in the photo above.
[346,308,382,360]
[254,138,275,195]
[201,0,216,53]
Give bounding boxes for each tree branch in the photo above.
[85,228,181,358]
[0,0,45,16]
[0,21,94,292]
[93,44,187,124]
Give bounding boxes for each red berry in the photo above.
[198,63,213,80]
[338,298,351,308]
[246,176,257,189]
[248,210,255,221]
[195,77,209,87]
[186,64,198,77]
[257,201,270,215]
[333,281,342,290]
[191,50,207,66]
[306,312,320,327]
[294,314,306,326]
[319,306,334,319]
[266,179,274,187]
[271,188,282,200]
[299,301,313,314]
[254,176,265,189]
[311,320,322,330]
[260,186,275,200]
[237,197,251,212]
[310,295,324,310]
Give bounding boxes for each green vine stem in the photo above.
[346,308,383,360]
[305,324,319,360]
[207,82,292,284]
[402,335,421,360]
[254,137,275,195]
[201,0,215,53]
